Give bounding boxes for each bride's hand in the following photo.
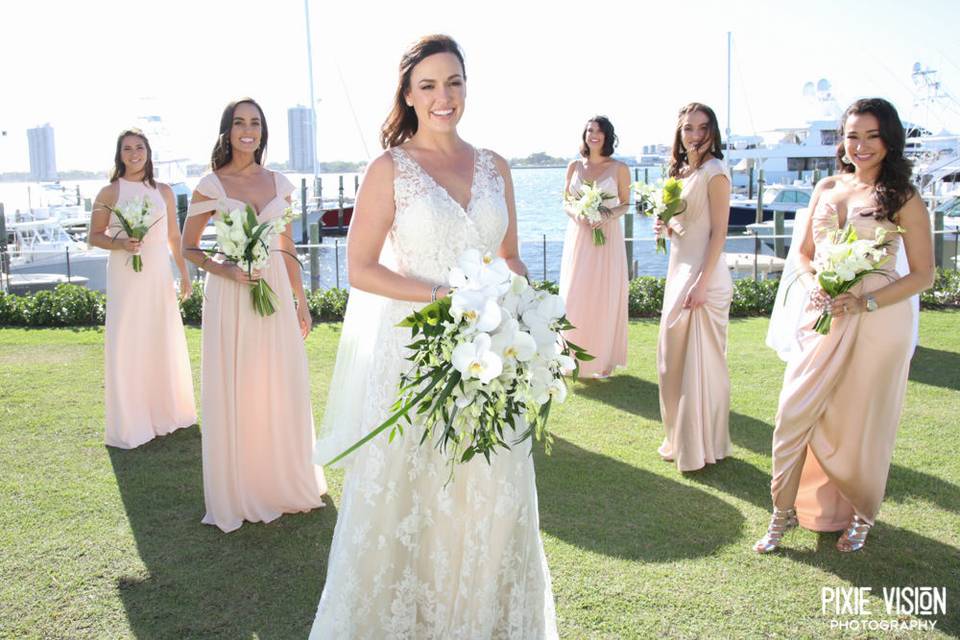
[505,257,528,278]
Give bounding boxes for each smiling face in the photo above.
[229,102,263,154]
[583,121,605,154]
[405,52,466,135]
[842,112,887,172]
[680,110,712,154]
[119,135,148,174]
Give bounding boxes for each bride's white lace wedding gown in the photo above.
[309,147,558,639]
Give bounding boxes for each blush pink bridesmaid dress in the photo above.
[771,203,913,531]
[104,178,196,449]
[656,158,733,471]
[558,162,628,378]
[187,171,326,533]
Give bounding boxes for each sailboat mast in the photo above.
[304,0,319,180]
[725,31,732,169]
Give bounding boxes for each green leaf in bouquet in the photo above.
[245,204,258,232]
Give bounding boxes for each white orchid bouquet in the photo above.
[632,178,687,254]
[326,249,592,471]
[210,204,297,316]
[566,181,616,246]
[809,224,901,335]
[101,196,161,272]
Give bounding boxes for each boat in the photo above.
[4,218,108,291]
[728,183,812,227]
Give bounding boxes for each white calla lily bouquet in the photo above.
[566,181,615,246]
[326,249,592,471]
[100,196,162,272]
[210,204,298,316]
[808,223,902,335]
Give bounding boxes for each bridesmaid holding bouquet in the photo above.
[89,128,196,449]
[755,98,934,553]
[655,103,733,471]
[181,98,326,533]
[559,116,630,378]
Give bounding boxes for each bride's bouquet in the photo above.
[633,178,687,254]
[326,249,592,471]
[211,204,297,316]
[101,196,161,272]
[809,224,901,335]
[566,181,616,246]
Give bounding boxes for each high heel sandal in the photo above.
[836,515,872,552]
[753,507,798,553]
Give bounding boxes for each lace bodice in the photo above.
[389,147,508,283]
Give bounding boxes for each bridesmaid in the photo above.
[89,128,196,449]
[181,98,326,532]
[559,116,630,378]
[754,98,934,553]
[655,103,733,471]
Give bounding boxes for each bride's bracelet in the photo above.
[431,285,442,302]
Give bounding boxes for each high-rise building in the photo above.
[288,106,316,173]
[28,124,57,181]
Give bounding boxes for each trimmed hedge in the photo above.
[2,270,958,327]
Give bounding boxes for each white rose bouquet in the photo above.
[210,204,297,316]
[325,249,592,472]
[566,181,616,246]
[809,223,902,335]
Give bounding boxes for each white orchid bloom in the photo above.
[451,333,503,384]
[555,354,576,375]
[450,289,502,334]
[491,319,538,363]
[449,249,512,297]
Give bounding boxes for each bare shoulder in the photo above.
[362,150,396,184]
[896,190,928,224]
[95,182,120,207]
[156,182,174,197]
[487,149,510,171]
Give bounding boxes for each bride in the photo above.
[309,34,558,638]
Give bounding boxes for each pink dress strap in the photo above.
[275,172,296,201]
[187,173,224,218]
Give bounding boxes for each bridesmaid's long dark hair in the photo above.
[380,34,466,149]
[668,103,724,178]
[836,98,914,223]
[110,128,156,188]
[211,97,269,170]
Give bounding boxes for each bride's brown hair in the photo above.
[380,35,466,149]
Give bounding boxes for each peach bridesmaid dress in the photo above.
[187,171,326,533]
[656,158,733,471]
[559,162,628,378]
[771,203,913,529]
[104,178,196,449]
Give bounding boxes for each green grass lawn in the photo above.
[1,313,957,639]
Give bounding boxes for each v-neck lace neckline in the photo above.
[399,147,479,215]
[212,172,280,217]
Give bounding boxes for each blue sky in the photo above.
[1,0,959,171]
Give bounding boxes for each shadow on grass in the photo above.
[109,427,336,639]
[535,436,745,562]
[909,345,960,392]
[783,526,960,637]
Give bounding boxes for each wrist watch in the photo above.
[864,294,878,312]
